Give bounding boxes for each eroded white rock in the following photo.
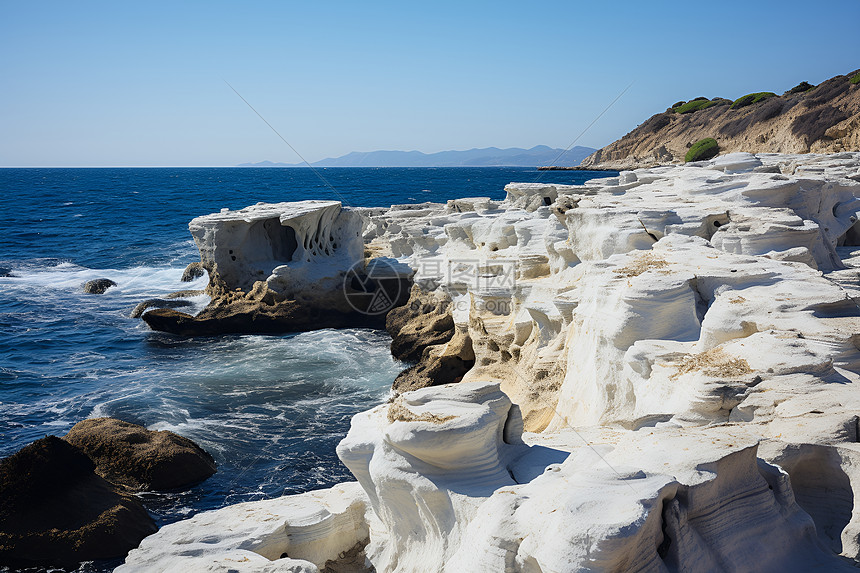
[118,482,370,573]
[122,153,860,572]
[190,200,365,295]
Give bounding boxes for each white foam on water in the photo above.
[1,263,207,296]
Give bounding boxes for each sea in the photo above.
[0,166,614,571]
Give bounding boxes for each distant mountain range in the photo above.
[237,145,596,168]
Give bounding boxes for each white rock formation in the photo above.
[120,152,860,572]
[117,482,370,573]
[189,200,366,295]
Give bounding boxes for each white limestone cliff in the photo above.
[121,152,860,572]
[189,199,366,295]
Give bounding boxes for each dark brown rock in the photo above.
[64,418,216,491]
[386,286,455,362]
[130,298,194,318]
[0,436,157,567]
[141,278,409,336]
[83,278,117,294]
[181,261,207,282]
[164,289,205,299]
[142,299,386,336]
[393,332,474,393]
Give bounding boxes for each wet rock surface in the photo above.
[83,278,117,294]
[180,261,207,282]
[64,417,216,491]
[130,297,194,318]
[0,436,157,567]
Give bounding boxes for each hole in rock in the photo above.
[262,219,298,262]
[837,218,860,247]
[543,196,552,206]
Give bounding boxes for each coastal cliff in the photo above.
[125,152,860,572]
[580,70,860,170]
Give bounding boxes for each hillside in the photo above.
[238,145,596,168]
[581,69,860,169]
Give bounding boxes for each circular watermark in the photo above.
[343,258,405,316]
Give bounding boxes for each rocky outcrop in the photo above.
[120,381,856,572]
[83,278,117,294]
[141,201,411,335]
[117,483,371,573]
[180,261,207,282]
[385,286,476,392]
[64,418,216,491]
[581,70,860,169]
[121,153,860,572]
[130,297,193,318]
[386,286,455,362]
[0,436,157,567]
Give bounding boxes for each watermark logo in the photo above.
[343,258,405,316]
[345,257,518,316]
[414,258,517,292]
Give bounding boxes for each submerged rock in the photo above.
[83,278,117,294]
[64,418,216,491]
[0,436,156,567]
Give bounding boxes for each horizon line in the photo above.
[0,164,586,169]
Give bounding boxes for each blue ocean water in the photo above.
[0,167,613,571]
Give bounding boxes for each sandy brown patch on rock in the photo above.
[387,397,456,424]
[614,252,670,278]
[671,347,752,380]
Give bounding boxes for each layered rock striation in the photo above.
[125,152,860,571]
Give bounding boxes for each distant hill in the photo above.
[580,68,860,170]
[238,145,596,168]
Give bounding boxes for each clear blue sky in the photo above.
[1,0,858,166]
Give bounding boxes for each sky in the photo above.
[1,0,858,166]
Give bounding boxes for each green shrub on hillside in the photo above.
[672,97,731,114]
[673,99,717,114]
[787,81,815,94]
[851,73,860,85]
[685,138,719,162]
[731,92,777,109]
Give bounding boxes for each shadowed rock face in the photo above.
[64,418,216,491]
[580,70,860,169]
[386,286,456,362]
[180,261,206,282]
[385,287,477,393]
[0,436,157,567]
